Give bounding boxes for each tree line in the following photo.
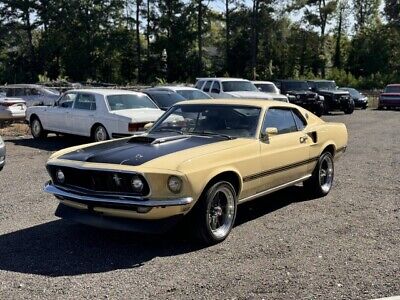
[0,0,399,88]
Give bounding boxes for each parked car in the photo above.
[339,87,368,109]
[378,84,400,110]
[307,80,354,114]
[146,86,212,100]
[195,78,288,102]
[0,135,5,171]
[44,99,348,244]
[0,97,26,121]
[252,81,280,94]
[5,84,60,106]
[143,90,186,110]
[26,89,165,142]
[275,80,324,117]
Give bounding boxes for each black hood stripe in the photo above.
[60,134,225,166]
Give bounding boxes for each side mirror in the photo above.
[266,127,278,135]
[260,127,278,143]
[144,122,154,130]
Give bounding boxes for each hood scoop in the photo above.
[128,134,190,145]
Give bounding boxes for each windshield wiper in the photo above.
[191,131,234,140]
[153,128,185,135]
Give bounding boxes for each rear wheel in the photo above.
[194,181,237,245]
[31,117,47,139]
[92,125,109,142]
[303,152,334,198]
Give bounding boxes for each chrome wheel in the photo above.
[206,184,236,240]
[94,126,108,142]
[319,154,334,193]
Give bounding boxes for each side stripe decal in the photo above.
[243,157,319,182]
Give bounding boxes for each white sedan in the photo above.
[0,97,26,121]
[26,89,165,142]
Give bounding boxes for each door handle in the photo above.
[299,136,308,143]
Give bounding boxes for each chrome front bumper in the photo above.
[44,181,193,208]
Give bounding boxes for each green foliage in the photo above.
[0,0,399,88]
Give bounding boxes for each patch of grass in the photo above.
[0,122,30,137]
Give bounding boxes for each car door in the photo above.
[71,93,97,136]
[257,107,311,192]
[47,92,76,133]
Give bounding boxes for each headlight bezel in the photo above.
[167,176,183,194]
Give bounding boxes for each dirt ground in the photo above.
[0,109,398,299]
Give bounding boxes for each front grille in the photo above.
[47,166,150,196]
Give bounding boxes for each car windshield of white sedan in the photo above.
[176,90,211,100]
[107,94,158,110]
[150,105,261,138]
[222,81,259,92]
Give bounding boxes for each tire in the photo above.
[314,103,324,117]
[323,101,330,114]
[92,125,109,142]
[194,181,237,245]
[303,152,334,198]
[344,101,355,114]
[30,117,47,139]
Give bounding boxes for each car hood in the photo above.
[380,93,400,97]
[57,133,254,169]
[226,91,275,99]
[109,108,164,122]
[318,89,349,95]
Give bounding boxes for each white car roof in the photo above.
[252,81,275,85]
[151,86,199,91]
[67,89,147,96]
[196,78,249,82]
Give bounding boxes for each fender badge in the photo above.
[135,154,144,160]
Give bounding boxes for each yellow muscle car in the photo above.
[44,99,348,244]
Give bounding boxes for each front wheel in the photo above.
[314,103,324,117]
[344,100,355,114]
[303,152,334,198]
[92,125,109,142]
[194,181,237,245]
[31,117,47,139]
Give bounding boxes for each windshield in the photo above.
[107,94,158,110]
[384,86,400,93]
[149,93,185,108]
[149,104,261,138]
[177,90,211,100]
[222,81,258,92]
[282,81,309,91]
[315,81,337,90]
[342,88,361,97]
[254,83,276,93]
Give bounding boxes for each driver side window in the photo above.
[58,93,76,108]
[262,108,298,135]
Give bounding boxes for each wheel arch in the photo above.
[90,122,106,137]
[320,142,336,157]
[200,168,243,199]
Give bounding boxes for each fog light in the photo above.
[137,206,152,213]
[168,176,182,194]
[131,176,144,192]
[56,169,65,184]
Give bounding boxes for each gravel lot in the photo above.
[0,109,398,299]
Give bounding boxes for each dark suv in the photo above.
[307,80,354,114]
[276,80,324,116]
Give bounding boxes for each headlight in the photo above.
[131,176,144,192]
[56,169,65,184]
[168,176,182,194]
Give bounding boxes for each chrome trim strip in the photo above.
[239,174,312,204]
[44,181,193,207]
